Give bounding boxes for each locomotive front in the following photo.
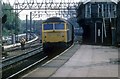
[42,17,68,50]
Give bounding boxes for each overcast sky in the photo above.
[1,0,85,20]
[2,0,118,20]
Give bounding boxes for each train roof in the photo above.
[43,17,66,23]
[84,0,118,4]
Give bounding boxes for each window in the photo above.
[104,4,108,17]
[91,3,98,18]
[98,4,102,17]
[54,23,64,30]
[44,24,53,30]
[85,4,91,18]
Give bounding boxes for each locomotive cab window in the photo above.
[44,24,53,30]
[54,23,64,30]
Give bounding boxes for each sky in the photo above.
[2,0,118,20]
[2,0,85,20]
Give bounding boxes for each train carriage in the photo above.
[42,17,74,52]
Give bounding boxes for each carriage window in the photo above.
[54,23,64,30]
[44,24,53,30]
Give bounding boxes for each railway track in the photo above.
[2,37,41,59]
[2,46,42,68]
[2,45,46,79]
[2,43,70,79]
[3,38,40,52]
[1,34,46,79]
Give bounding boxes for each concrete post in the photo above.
[26,15,28,41]
[111,27,116,46]
[12,34,16,44]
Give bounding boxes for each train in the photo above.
[42,17,74,52]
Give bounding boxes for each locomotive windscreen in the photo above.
[44,24,53,30]
[54,23,64,30]
[43,23,65,30]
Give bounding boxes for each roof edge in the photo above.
[83,0,118,4]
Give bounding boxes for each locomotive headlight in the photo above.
[44,33,47,38]
[60,33,64,37]
[44,33,47,36]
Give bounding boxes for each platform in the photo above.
[3,34,38,49]
[22,44,119,78]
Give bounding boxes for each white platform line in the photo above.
[42,43,74,67]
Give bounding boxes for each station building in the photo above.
[77,0,117,45]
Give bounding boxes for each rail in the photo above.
[6,56,48,79]
[2,45,43,68]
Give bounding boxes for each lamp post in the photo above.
[30,12,32,40]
